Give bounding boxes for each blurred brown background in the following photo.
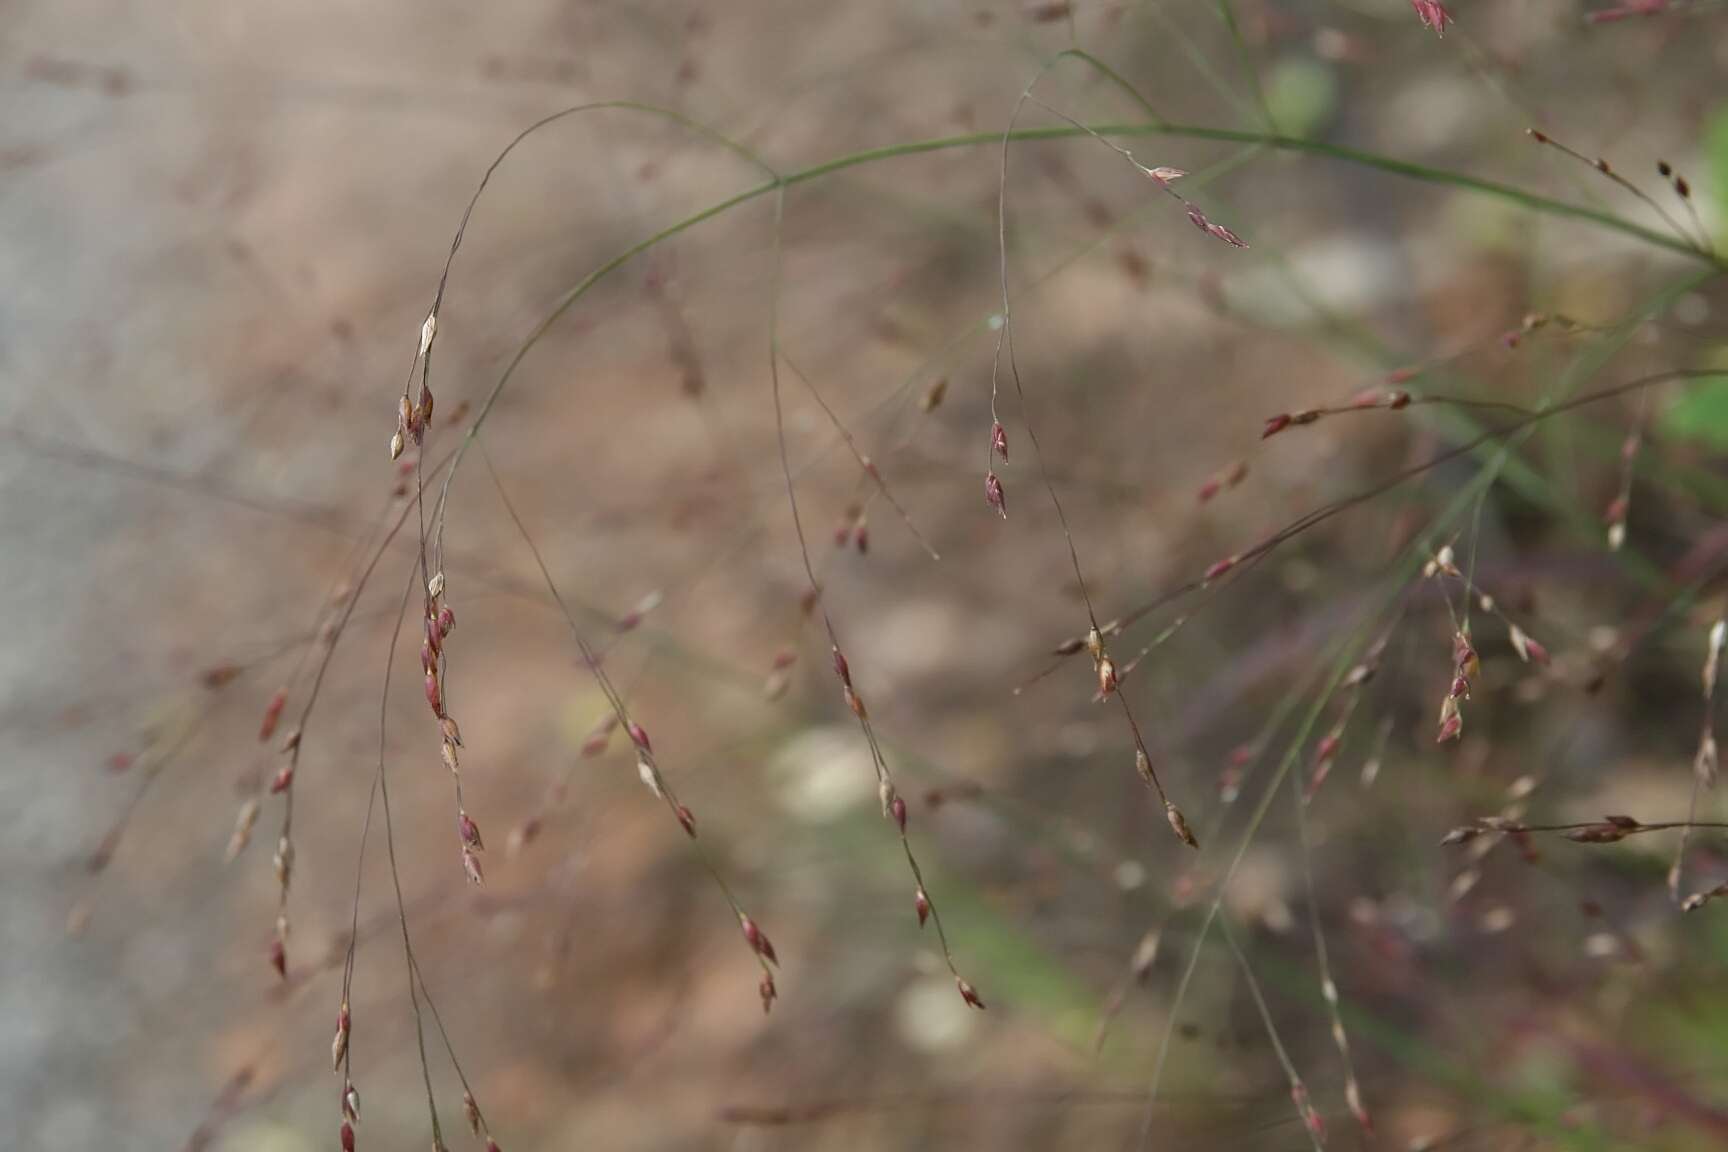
[6,2,1728,1150]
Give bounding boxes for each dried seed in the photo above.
[458,810,484,852]
[226,799,261,863]
[331,1004,350,1071]
[460,846,485,885]
[1165,802,1199,849]
[1097,656,1118,699]
[259,688,288,742]
[740,915,778,965]
[984,471,1006,518]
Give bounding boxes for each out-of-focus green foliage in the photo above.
[1659,346,1728,450]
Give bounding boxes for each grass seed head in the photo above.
[1203,555,1238,583]
[458,810,484,852]
[1096,656,1118,699]
[461,846,485,885]
[258,688,288,742]
[331,1010,350,1073]
[984,470,1006,518]
[740,914,778,965]
[1165,802,1199,849]
[225,799,260,863]
[1411,0,1453,36]
[636,753,661,797]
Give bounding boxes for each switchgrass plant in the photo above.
[42,3,1728,1150]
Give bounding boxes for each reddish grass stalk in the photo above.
[476,441,780,1005]
[779,352,940,561]
[992,65,1204,844]
[1443,815,1728,845]
[239,453,459,979]
[1218,919,1327,1150]
[338,498,505,1152]
[1051,368,1725,660]
[764,185,980,1007]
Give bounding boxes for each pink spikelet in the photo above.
[984,471,1007,518]
[740,914,778,965]
[1411,0,1453,35]
[258,688,287,742]
[1185,205,1249,248]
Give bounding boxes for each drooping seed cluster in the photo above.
[827,638,984,1008]
[1424,547,1480,745]
[1304,627,1393,804]
[417,566,484,887]
[1435,627,1477,745]
[1422,546,1559,747]
[1084,626,1197,849]
[983,420,1008,519]
[391,312,438,462]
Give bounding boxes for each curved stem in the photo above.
[427,107,1720,577]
